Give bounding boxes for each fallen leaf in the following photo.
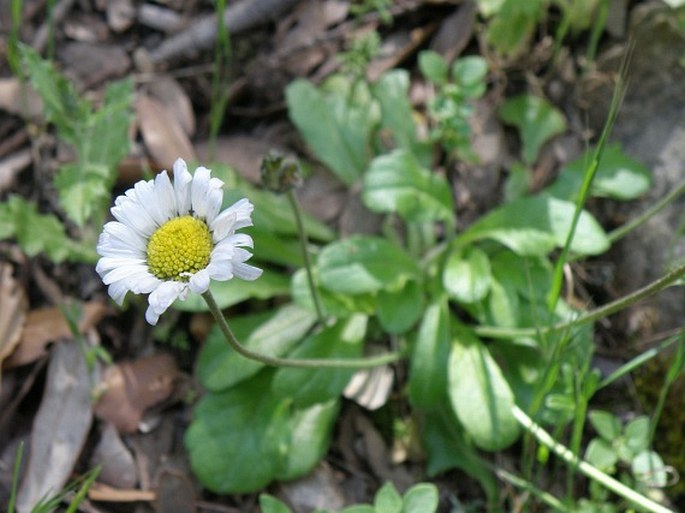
[148,75,196,137]
[94,353,179,434]
[196,135,281,184]
[343,364,394,411]
[0,264,27,370]
[0,149,32,195]
[107,0,135,32]
[90,424,138,489]
[4,301,107,369]
[16,341,98,513]
[137,94,196,172]
[0,78,43,118]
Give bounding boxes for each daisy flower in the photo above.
[96,158,262,325]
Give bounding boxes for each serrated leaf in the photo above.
[452,56,488,96]
[362,149,453,222]
[459,195,609,256]
[409,300,450,409]
[499,94,567,164]
[275,399,339,481]
[185,370,290,493]
[0,195,94,263]
[317,236,420,295]
[197,304,317,391]
[54,165,110,227]
[448,327,519,451]
[271,315,367,407]
[286,79,371,185]
[442,246,491,303]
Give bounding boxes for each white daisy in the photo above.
[96,158,262,325]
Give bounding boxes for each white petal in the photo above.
[154,171,177,217]
[191,167,211,218]
[189,269,211,293]
[211,198,253,239]
[133,179,167,226]
[146,281,186,325]
[96,256,146,275]
[206,261,233,282]
[100,263,150,286]
[108,281,129,305]
[226,233,253,248]
[98,222,147,254]
[232,262,263,281]
[205,180,224,224]
[173,159,192,215]
[111,195,157,237]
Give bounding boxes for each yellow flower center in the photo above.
[147,216,213,281]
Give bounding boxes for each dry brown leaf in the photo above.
[343,364,394,411]
[148,75,196,138]
[90,424,138,489]
[94,353,179,434]
[137,94,196,172]
[0,79,44,118]
[0,264,27,368]
[4,301,107,369]
[0,149,32,195]
[196,135,279,184]
[16,341,98,513]
[107,0,135,32]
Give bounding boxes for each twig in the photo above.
[147,0,300,67]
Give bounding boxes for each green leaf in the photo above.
[175,268,290,311]
[377,280,424,334]
[185,370,291,493]
[623,416,650,456]
[448,327,519,451]
[0,195,94,263]
[588,410,622,441]
[54,164,111,227]
[19,43,90,143]
[419,51,448,84]
[340,507,375,513]
[374,70,428,161]
[317,236,420,294]
[259,495,293,513]
[485,0,545,57]
[408,300,450,409]
[632,450,668,488]
[197,304,317,391]
[362,149,454,223]
[291,268,376,317]
[585,438,619,471]
[499,94,567,165]
[420,407,498,502]
[459,195,609,256]
[276,400,339,481]
[374,482,402,513]
[546,144,651,201]
[486,275,520,327]
[286,78,371,185]
[452,56,488,97]
[442,246,492,303]
[402,483,439,513]
[271,315,367,407]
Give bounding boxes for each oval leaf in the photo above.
[363,149,454,223]
[448,327,519,451]
[377,280,424,334]
[318,236,420,294]
[442,246,492,303]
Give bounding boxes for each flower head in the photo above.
[96,158,262,325]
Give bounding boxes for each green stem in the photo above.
[513,406,675,513]
[475,260,685,340]
[496,468,569,512]
[287,190,325,322]
[607,178,685,245]
[202,290,399,369]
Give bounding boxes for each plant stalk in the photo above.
[287,190,325,322]
[202,290,399,368]
[513,406,675,513]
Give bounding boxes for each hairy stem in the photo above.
[203,290,399,369]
